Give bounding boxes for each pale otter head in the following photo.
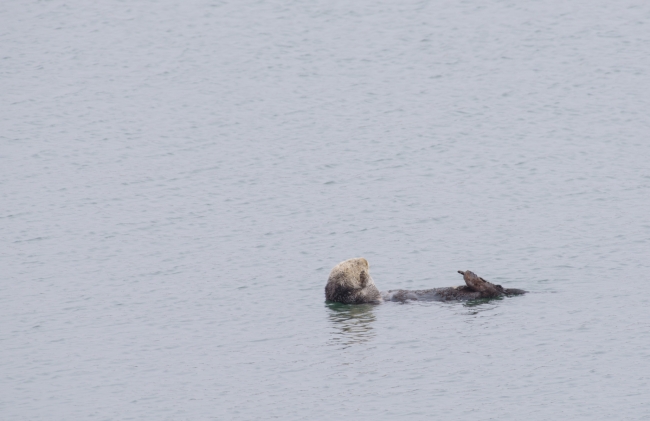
[325,258,382,304]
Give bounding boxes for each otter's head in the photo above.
[325,258,382,304]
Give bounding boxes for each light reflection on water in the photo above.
[326,302,377,348]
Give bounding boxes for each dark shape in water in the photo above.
[324,258,526,304]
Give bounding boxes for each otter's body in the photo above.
[325,258,526,304]
[382,285,526,302]
[382,286,483,302]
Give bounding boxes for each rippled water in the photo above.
[2,0,650,419]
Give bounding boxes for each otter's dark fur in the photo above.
[325,258,526,304]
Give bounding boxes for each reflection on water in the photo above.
[326,302,377,348]
[460,296,503,316]
[463,297,502,307]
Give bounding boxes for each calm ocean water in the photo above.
[2,0,650,419]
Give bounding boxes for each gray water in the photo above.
[2,0,650,419]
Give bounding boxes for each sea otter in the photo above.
[324,258,526,304]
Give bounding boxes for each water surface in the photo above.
[2,0,650,419]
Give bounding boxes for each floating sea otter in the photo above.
[324,257,526,304]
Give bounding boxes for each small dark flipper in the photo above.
[458,270,505,297]
[457,270,528,297]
